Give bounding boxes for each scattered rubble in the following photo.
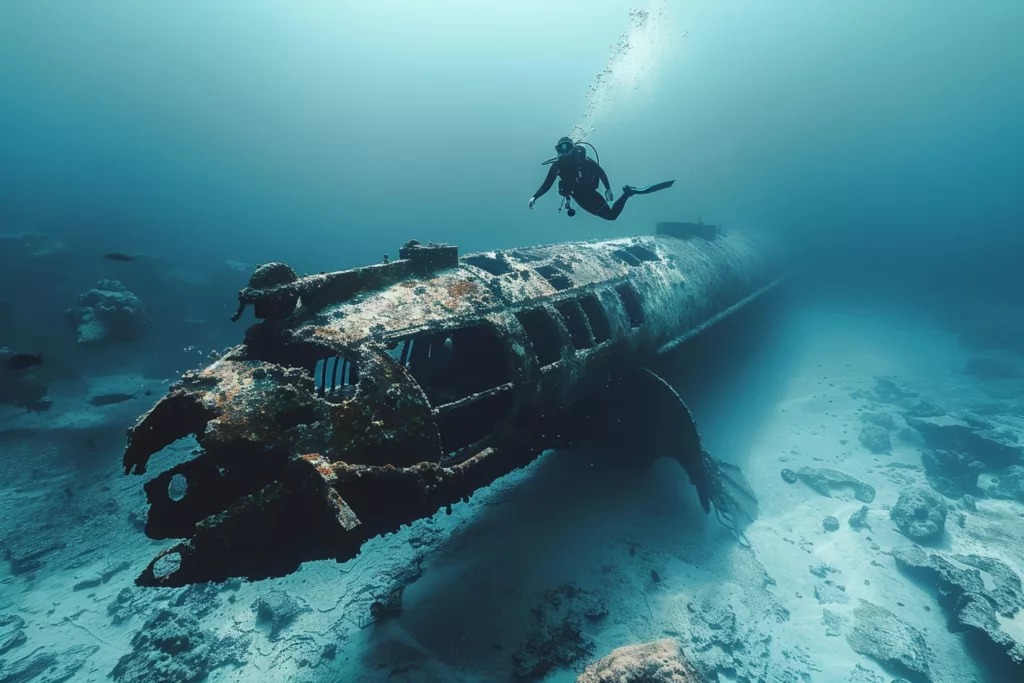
[848,506,872,531]
[66,280,148,345]
[0,644,98,683]
[108,587,150,626]
[253,589,309,641]
[890,487,947,543]
[870,379,918,404]
[681,589,799,682]
[903,401,945,419]
[2,522,66,575]
[846,599,932,683]
[859,425,892,454]
[796,467,876,503]
[810,563,838,579]
[111,609,249,683]
[513,584,606,678]
[575,639,706,683]
[814,581,850,605]
[822,609,846,638]
[0,614,27,655]
[905,416,1021,469]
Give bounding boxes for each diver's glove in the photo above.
[605,190,614,203]
[528,196,536,210]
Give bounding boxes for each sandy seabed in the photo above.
[1,301,1022,683]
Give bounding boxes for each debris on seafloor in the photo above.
[66,280,148,345]
[119,223,785,587]
[575,638,707,682]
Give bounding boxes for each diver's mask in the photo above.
[555,136,575,157]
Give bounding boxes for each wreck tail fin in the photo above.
[637,367,758,543]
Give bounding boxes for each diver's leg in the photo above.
[573,190,621,221]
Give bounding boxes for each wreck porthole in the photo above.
[615,284,645,328]
[399,324,512,407]
[622,245,660,262]
[577,294,611,344]
[314,355,359,400]
[515,308,562,367]
[534,265,572,291]
[167,474,188,502]
[555,300,593,350]
[151,551,182,580]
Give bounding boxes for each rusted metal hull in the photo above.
[123,223,783,586]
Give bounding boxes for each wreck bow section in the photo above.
[123,222,783,586]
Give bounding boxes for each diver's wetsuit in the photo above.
[533,157,631,221]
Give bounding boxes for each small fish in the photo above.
[103,253,136,262]
[88,392,135,406]
[87,438,95,450]
[4,353,42,370]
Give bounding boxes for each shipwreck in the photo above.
[123,221,784,587]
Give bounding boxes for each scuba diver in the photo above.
[528,136,675,220]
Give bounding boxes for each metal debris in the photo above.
[123,222,784,586]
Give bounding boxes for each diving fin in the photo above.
[626,180,675,195]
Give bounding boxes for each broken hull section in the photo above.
[123,223,784,586]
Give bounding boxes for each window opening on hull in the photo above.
[463,254,513,276]
[615,284,645,327]
[623,244,660,262]
[578,293,611,343]
[515,308,562,367]
[392,324,512,407]
[611,249,641,267]
[436,388,514,454]
[555,300,593,350]
[534,265,572,291]
[314,355,359,399]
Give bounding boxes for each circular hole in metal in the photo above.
[152,551,182,579]
[168,474,188,502]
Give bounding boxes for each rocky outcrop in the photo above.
[859,425,892,454]
[0,349,50,412]
[892,546,1024,669]
[905,415,1021,469]
[984,465,1024,503]
[920,449,984,499]
[846,599,931,682]
[66,280,148,345]
[890,487,947,543]
[576,639,706,683]
[253,589,309,641]
[796,467,876,503]
[0,232,66,261]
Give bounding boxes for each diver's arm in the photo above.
[531,164,559,204]
[595,163,614,201]
[595,163,611,191]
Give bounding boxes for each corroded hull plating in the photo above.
[123,223,784,586]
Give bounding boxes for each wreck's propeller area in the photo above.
[123,226,783,586]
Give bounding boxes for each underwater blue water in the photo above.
[2,2,1024,682]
